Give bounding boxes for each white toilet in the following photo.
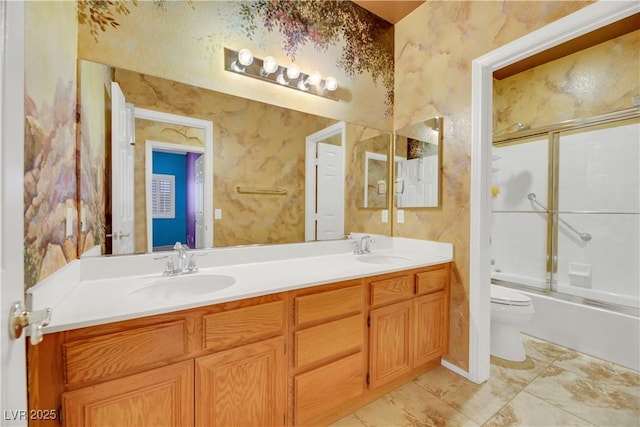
[490,285,535,362]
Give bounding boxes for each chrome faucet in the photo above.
[155,242,199,276]
[351,235,375,255]
[174,242,188,271]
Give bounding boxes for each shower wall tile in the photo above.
[558,122,640,213]
[394,0,594,371]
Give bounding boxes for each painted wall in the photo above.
[24,1,78,288]
[152,151,187,248]
[77,0,393,129]
[494,30,640,130]
[393,1,595,370]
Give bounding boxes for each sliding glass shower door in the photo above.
[552,117,640,308]
[491,113,640,310]
[490,135,550,291]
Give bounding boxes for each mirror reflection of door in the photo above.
[364,152,387,208]
[145,141,205,252]
[394,117,442,208]
[305,122,346,241]
[110,82,135,254]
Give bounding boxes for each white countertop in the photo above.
[28,235,453,333]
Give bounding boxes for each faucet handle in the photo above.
[187,254,199,272]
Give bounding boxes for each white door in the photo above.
[316,142,345,240]
[110,82,135,254]
[1,1,28,424]
[398,156,437,207]
[304,122,346,241]
[194,154,205,248]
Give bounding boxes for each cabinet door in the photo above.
[414,291,447,365]
[62,361,193,427]
[196,337,286,427]
[369,300,412,389]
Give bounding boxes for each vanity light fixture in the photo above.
[224,48,338,100]
[230,48,254,72]
[260,56,278,77]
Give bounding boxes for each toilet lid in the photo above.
[491,286,531,306]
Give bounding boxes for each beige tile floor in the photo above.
[331,335,640,427]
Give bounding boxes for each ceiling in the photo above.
[353,0,426,24]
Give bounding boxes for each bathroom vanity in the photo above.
[27,236,452,426]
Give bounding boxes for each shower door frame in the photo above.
[493,107,640,293]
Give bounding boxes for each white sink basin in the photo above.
[356,254,413,265]
[128,273,236,300]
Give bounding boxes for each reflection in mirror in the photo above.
[78,61,392,257]
[356,133,391,209]
[394,117,442,208]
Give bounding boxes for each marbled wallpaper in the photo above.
[494,29,640,130]
[394,1,595,370]
[24,1,78,289]
[77,0,393,130]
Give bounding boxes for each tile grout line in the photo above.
[410,375,478,425]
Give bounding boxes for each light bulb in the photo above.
[286,64,301,80]
[261,56,278,76]
[237,48,254,66]
[297,79,309,91]
[308,71,321,86]
[276,72,288,85]
[324,76,338,91]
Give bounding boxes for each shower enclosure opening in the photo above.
[490,108,640,313]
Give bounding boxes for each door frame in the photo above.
[1,0,27,423]
[145,140,205,252]
[135,107,214,249]
[304,121,346,241]
[468,1,640,384]
[363,151,387,208]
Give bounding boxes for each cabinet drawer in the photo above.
[295,285,363,326]
[203,301,284,352]
[370,275,414,307]
[295,315,363,368]
[416,264,449,295]
[64,321,187,385]
[294,352,364,426]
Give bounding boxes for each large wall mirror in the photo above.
[394,117,443,208]
[78,60,392,257]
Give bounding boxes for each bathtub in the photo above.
[492,282,640,371]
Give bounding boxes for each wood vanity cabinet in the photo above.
[289,279,367,426]
[27,263,450,427]
[28,293,287,427]
[368,263,450,390]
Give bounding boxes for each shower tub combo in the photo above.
[490,109,640,370]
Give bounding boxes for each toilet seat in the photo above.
[491,285,531,307]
